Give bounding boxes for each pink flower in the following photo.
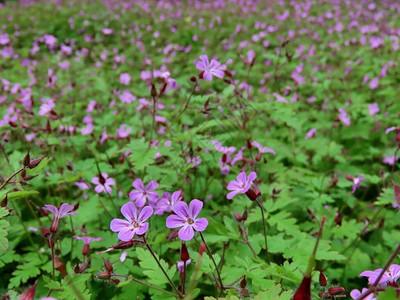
[368,103,379,115]
[305,128,317,139]
[119,90,136,104]
[195,55,224,81]
[273,93,288,103]
[43,203,77,233]
[110,202,153,241]
[177,259,192,273]
[155,190,183,215]
[360,264,400,286]
[129,179,159,207]
[350,288,376,300]
[338,108,350,126]
[120,73,131,85]
[348,174,364,193]
[166,199,208,241]
[251,141,276,155]
[369,77,379,90]
[102,28,113,35]
[227,171,257,199]
[39,99,55,116]
[91,173,115,194]
[73,235,102,255]
[117,124,131,139]
[383,156,398,166]
[187,156,201,168]
[75,181,90,190]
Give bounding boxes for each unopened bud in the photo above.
[319,271,327,287]
[96,271,111,280]
[23,152,30,167]
[224,70,233,77]
[328,287,346,295]
[82,243,89,256]
[334,212,342,226]
[199,242,206,256]
[245,184,261,201]
[1,195,8,207]
[20,280,38,300]
[190,76,197,82]
[241,210,248,221]
[247,139,252,149]
[103,258,114,272]
[307,209,315,219]
[198,71,204,80]
[180,242,190,262]
[255,152,262,161]
[8,121,18,128]
[151,83,157,98]
[240,276,247,289]
[345,174,354,181]
[234,211,242,222]
[55,257,67,276]
[166,230,179,241]
[28,156,45,169]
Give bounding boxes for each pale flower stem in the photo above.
[256,197,271,264]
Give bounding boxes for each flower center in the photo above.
[187,218,194,225]
[132,221,140,228]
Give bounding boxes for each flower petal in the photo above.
[118,228,135,241]
[236,171,247,185]
[178,225,194,241]
[227,180,241,191]
[247,172,257,183]
[110,218,130,232]
[136,222,149,235]
[43,205,58,216]
[132,178,145,191]
[203,71,212,81]
[121,202,137,221]
[129,190,142,201]
[173,201,189,219]
[58,203,76,218]
[146,180,158,191]
[138,206,153,222]
[166,214,185,229]
[193,217,208,232]
[227,190,240,199]
[189,199,203,219]
[95,185,104,193]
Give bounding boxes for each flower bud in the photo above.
[334,212,342,226]
[20,280,38,300]
[1,195,8,208]
[224,70,233,77]
[190,76,197,82]
[166,230,179,241]
[55,257,67,276]
[307,209,315,219]
[28,156,45,169]
[151,83,157,98]
[198,71,204,80]
[8,121,18,128]
[293,276,311,300]
[328,287,346,295]
[199,242,206,256]
[112,279,121,285]
[96,271,111,280]
[241,210,248,221]
[240,276,247,289]
[103,258,114,272]
[23,152,30,167]
[82,243,89,256]
[234,211,242,222]
[319,271,327,287]
[180,242,190,262]
[245,183,261,201]
[345,174,354,181]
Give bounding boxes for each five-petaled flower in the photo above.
[195,55,224,81]
[226,171,257,199]
[110,202,153,241]
[155,190,183,215]
[129,178,159,207]
[346,174,364,193]
[43,203,77,233]
[360,264,400,286]
[166,199,208,241]
[91,173,115,194]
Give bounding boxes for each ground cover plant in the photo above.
[0,0,400,299]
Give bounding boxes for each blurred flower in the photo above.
[350,288,376,300]
[251,141,276,155]
[110,202,153,241]
[120,73,131,85]
[368,103,379,115]
[166,199,208,241]
[73,235,102,255]
[117,124,131,139]
[120,251,128,262]
[227,171,257,199]
[338,108,350,126]
[155,190,183,215]
[383,156,398,166]
[369,77,379,90]
[129,179,159,207]
[360,264,400,286]
[305,128,317,139]
[195,55,224,81]
[91,173,115,194]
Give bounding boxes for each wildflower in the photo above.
[177,259,192,273]
[117,124,131,139]
[155,190,183,215]
[39,99,55,116]
[110,202,153,241]
[187,156,201,168]
[129,179,159,207]
[195,55,224,81]
[120,73,131,85]
[360,264,400,286]
[227,171,257,199]
[338,108,350,126]
[251,141,276,155]
[75,181,90,191]
[119,90,136,104]
[73,236,102,255]
[368,103,379,116]
[305,128,317,139]
[350,288,376,300]
[346,174,364,193]
[369,77,379,90]
[43,203,77,233]
[383,156,398,166]
[166,199,208,241]
[91,173,115,194]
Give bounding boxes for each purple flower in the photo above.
[195,55,224,81]
[110,202,153,241]
[117,124,131,139]
[43,203,77,233]
[155,190,183,215]
[226,171,257,199]
[350,288,376,300]
[338,108,351,126]
[166,199,208,241]
[129,179,159,207]
[352,175,364,193]
[368,103,380,116]
[177,259,192,273]
[369,77,379,90]
[305,128,317,139]
[75,181,90,190]
[251,141,276,155]
[73,235,102,255]
[360,264,400,286]
[120,73,131,85]
[91,173,115,194]
[383,156,398,166]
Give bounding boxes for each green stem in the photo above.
[199,232,224,289]
[256,197,270,264]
